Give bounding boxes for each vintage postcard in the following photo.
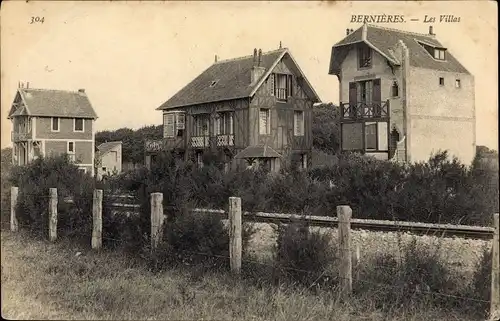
[1,1,498,320]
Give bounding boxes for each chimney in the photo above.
[251,48,266,84]
[78,89,85,94]
[279,41,282,49]
[215,54,218,63]
[429,26,434,35]
[346,28,350,35]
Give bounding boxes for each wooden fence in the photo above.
[9,186,500,319]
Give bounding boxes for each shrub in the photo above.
[149,205,256,272]
[274,222,336,288]
[10,155,95,240]
[356,238,465,311]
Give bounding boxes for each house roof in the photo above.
[157,48,321,110]
[329,24,470,75]
[97,141,122,155]
[234,145,282,159]
[8,88,98,119]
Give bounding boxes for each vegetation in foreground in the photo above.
[0,230,490,321]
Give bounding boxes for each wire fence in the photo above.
[4,186,499,315]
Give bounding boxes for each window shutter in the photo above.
[163,113,175,137]
[260,109,269,135]
[372,79,381,103]
[287,74,293,97]
[349,82,357,105]
[269,74,275,96]
[229,112,234,135]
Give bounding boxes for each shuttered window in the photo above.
[294,110,304,136]
[365,122,377,150]
[163,113,175,138]
[259,109,270,135]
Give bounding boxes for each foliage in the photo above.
[274,222,336,287]
[311,103,341,154]
[1,147,13,225]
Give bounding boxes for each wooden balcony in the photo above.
[340,100,390,121]
[216,134,234,147]
[145,139,164,153]
[190,136,211,148]
[11,131,32,142]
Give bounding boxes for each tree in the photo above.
[312,103,341,154]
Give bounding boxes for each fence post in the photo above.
[92,189,103,250]
[229,196,242,275]
[10,186,18,232]
[337,205,352,298]
[150,192,164,251]
[49,188,58,242]
[491,213,500,320]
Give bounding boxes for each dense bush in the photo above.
[274,222,336,287]
[149,205,256,272]
[356,239,464,311]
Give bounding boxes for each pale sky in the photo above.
[1,1,498,150]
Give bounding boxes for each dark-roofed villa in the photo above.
[8,84,98,175]
[329,24,476,165]
[146,47,321,172]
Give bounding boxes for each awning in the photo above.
[234,145,282,159]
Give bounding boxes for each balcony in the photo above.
[145,139,164,152]
[340,100,390,121]
[216,134,234,147]
[11,131,31,142]
[190,136,210,148]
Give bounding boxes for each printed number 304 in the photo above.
[30,17,45,24]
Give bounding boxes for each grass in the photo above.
[1,229,488,321]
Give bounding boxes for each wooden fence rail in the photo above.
[9,186,500,319]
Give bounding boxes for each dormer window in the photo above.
[163,111,185,138]
[209,80,219,87]
[358,43,372,69]
[434,48,446,60]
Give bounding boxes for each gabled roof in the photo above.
[329,24,470,75]
[157,48,321,110]
[97,141,122,155]
[7,88,98,119]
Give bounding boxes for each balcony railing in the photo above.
[216,134,234,147]
[340,100,390,120]
[145,139,164,152]
[191,136,210,148]
[11,131,31,141]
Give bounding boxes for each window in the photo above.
[294,110,304,136]
[365,123,377,150]
[301,153,308,170]
[214,112,234,135]
[358,80,373,104]
[439,77,445,86]
[358,44,372,68]
[455,79,461,88]
[259,109,270,135]
[67,141,75,161]
[51,117,59,132]
[391,81,399,97]
[434,49,446,60]
[193,114,210,136]
[269,74,275,96]
[163,112,186,138]
[274,73,293,101]
[74,118,84,132]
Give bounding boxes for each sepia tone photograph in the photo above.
[1,1,498,320]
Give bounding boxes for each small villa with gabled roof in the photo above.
[329,24,476,165]
[147,47,321,172]
[96,141,122,179]
[7,83,98,175]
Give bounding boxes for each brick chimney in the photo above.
[429,26,434,35]
[251,48,266,85]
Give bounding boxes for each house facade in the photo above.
[7,85,98,174]
[96,141,122,179]
[329,24,476,164]
[146,47,321,171]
